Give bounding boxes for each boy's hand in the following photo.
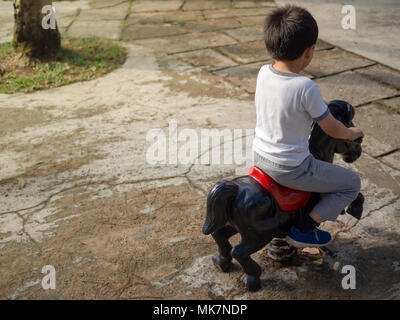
[346,127,364,142]
[318,113,364,142]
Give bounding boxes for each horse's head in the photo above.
[310,100,362,163]
[329,100,362,163]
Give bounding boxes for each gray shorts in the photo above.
[254,152,361,221]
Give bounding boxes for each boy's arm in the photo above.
[317,112,364,141]
[302,82,364,141]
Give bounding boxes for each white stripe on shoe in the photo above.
[285,235,331,248]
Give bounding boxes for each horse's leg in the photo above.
[211,225,238,272]
[231,239,269,292]
[346,192,364,220]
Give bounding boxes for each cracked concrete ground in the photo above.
[0,0,399,300]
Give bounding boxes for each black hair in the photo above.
[264,5,318,61]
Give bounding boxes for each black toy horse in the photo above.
[202,100,364,291]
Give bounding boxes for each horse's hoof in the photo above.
[212,254,233,273]
[241,274,262,292]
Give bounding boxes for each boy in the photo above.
[253,5,364,247]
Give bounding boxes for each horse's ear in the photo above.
[327,100,354,123]
[346,102,355,121]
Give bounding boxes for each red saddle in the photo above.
[247,166,311,211]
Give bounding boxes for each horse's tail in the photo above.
[202,180,238,235]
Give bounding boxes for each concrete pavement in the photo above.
[0,0,399,299]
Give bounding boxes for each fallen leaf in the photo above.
[302,247,320,255]
[17,177,25,189]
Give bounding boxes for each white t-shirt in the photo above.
[253,64,329,166]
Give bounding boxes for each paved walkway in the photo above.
[276,0,400,71]
[0,0,399,300]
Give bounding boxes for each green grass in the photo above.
[0,36,127,94]
[200,10,207,21]
[0,42,13,56]
[120,0,134,41]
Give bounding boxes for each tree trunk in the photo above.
[12,0,61,60]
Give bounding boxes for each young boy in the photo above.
[253,5,364,247]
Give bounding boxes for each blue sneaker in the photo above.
[285,226,331,248]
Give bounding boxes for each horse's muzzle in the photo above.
[342,140,362,163]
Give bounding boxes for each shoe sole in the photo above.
[285,236,331,248]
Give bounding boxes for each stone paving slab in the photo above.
[354,104,400,157]
[0,13,13,24]
[54,1,90,18]
[131,0,183,13]
[315,39,334,51]
[67,20,122,40]
[305,48,375,78]
[379,151,400,173]
[214,61,270,93]
[183,18,242,33]
[78,5,129,21]
[355,64,400,90]
[133,32,237,54]
[315,71,398,107]
[203,7,271,19]
[217,40,271,64]
[232,1,276,9]
[215,61,314,93]
[347,153,400,203]
[57,17,75,32]
[223,25,263,42]
[321,152,400,243]
[0,22,13,44]
[0,0,12,15]
[235,15,266,27]
[325,153,400,239]
[183,0,231,11]
[350,198,400,247]
[381,96,400,114]
[127,10,204,25]
[172,48,238,71]
[124,24,188,41]
[89,0,126,9]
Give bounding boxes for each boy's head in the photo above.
[264,5,318,62]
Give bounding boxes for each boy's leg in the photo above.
[254,153,361,220]
[285,156,360,247]
[277,155,361,222]
[254,153,361,247]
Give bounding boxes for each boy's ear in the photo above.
[301,46,313,60]
[305,45,315,58]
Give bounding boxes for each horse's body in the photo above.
[202,100,364,291]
